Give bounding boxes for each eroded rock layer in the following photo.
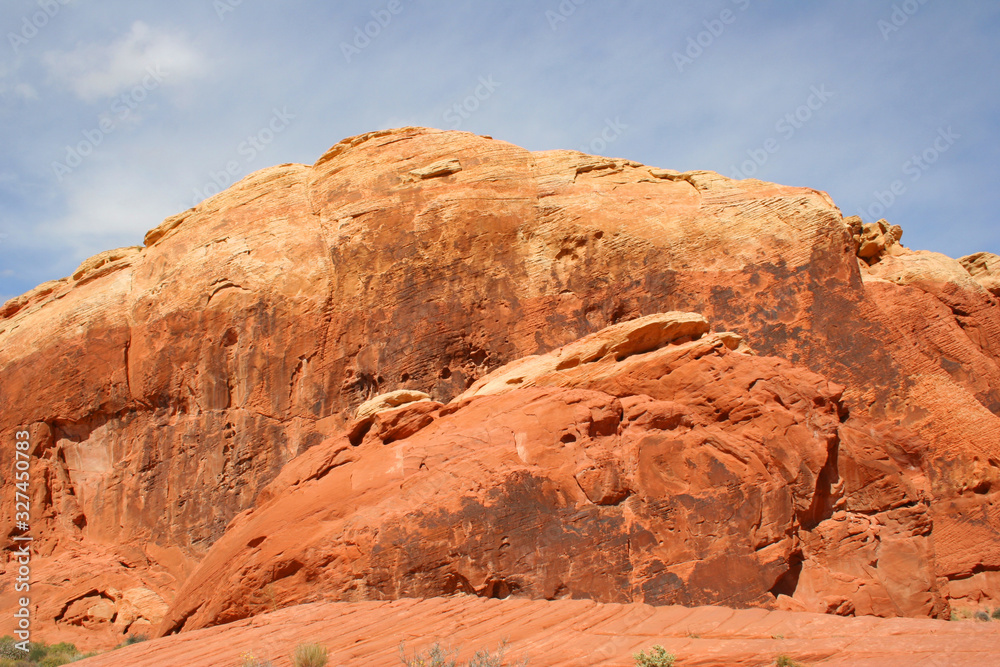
[83,598,1000,667]
[158,313,944,634]
[1,127,998,648]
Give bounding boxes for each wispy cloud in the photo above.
[0,1,997,301]
[42,20,202,102]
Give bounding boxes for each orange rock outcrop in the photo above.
[158,312,945,635]
[0,127,997,651]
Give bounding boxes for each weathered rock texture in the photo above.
[82,597,1000,667]
[157,313,945,635]
[1,127,998,648]
[960,251,1000,297]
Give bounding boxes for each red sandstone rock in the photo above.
[155,314,945,635]
[0,127,998,648]
[80,597,1000,667]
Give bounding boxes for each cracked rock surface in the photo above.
[157,312,945,634]
[1,127,998,651]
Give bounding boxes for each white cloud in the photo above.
[42,21,202,102]
[35,164,181,264]
[0,61,37,101]
[13,83,38,100]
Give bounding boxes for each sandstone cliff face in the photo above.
[960,252,1000,297]
[158,313,944,635]
[1,127,998,648]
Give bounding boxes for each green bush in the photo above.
[38,656,74,667]
[993,608,1000,620]
[111,633,150,650]
[950,607,976,621]
[293,643,328,667]
[26,645,47,663]
[633,645,675,667]
[0,637,88,666]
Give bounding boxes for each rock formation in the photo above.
[78,597,1000,667]
[1,127,998,651]
[960,251,1000,297]
[157,312,944,635]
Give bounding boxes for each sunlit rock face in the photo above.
[1,127,997,648]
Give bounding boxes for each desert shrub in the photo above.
[44,644,76,657]
[38,656,74,667]
[0,636,19,659]
[239,651,274,667]
[993,608,1000,620]
[775,656,804,667]
[26,644,48,663]
[111,633,150,650]
[293,643,329,667]
[975,610,991,622]
[467,640,527,667]
[399,640,527,667]
[0,638,82,666]
[633,645,675,667]
[0,638,90,666]
[399,642,458,667]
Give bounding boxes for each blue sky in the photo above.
[1,0,998,304]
